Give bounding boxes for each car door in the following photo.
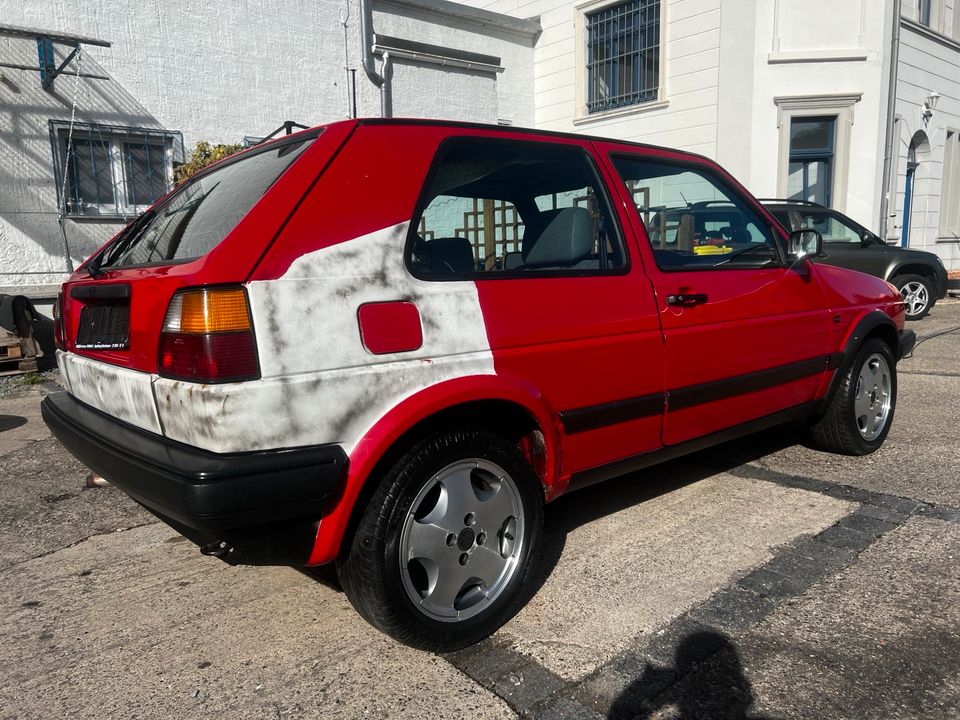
[408,132,666,479]
[596,144,836,446]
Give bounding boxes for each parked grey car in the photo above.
[761,199,948,320]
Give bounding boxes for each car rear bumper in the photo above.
[41,391,347,564]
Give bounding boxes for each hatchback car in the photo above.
[761,199,948,320]
[43,119,913,651]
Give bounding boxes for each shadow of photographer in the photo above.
[609,629,778,720]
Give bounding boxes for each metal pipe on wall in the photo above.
[359,0,388,116]
[879,0,903,240]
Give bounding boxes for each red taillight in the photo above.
[159,287,259,382]
[53,294,64,350]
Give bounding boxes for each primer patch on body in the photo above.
[155,221,495,454]
[57,350,162,435]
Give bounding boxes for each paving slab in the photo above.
[623,516,960,720]
[0,523,514,720]
[493,469,853,681]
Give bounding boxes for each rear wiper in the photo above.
[87,208,157,275]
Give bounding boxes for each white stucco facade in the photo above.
[0,0,539,289]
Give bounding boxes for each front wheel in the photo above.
[893,274,933,320]
[337,428,543,651]
[809,338,897,455]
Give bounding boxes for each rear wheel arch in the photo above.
[334,393,554,565]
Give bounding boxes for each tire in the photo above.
[893,274,933,320]
[337,428,543,652]
[809,338,897,455]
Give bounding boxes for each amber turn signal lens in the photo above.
[164,288,251,334]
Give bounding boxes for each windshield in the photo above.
[101,136,313,268]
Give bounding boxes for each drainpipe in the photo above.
[381,52,393,118]
[879,0,902,240]
[359,0,388,116]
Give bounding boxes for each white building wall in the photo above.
[891,19,960,269]
[461,0,723,156]
[746,0,888,232]
[0,0,537,285]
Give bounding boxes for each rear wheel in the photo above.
[337,428,543,651]
[809,338,897,455]
[893,274,933,320]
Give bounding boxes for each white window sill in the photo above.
[574,99,670,126]
[767,49,868,64]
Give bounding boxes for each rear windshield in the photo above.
[101,136,314,268]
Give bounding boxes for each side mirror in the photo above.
[788,228,825,259]
[860,230,879,247]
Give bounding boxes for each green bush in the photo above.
[175,141,244,183]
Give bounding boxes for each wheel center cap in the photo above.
[457,528,476,551]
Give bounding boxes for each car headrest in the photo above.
[424,237,475,273]
[523,207,593,267]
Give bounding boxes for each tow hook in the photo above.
[200,540,233,558]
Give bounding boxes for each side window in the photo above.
[612,156,781,270]
[409,140,626,277]
[796,212,861,243]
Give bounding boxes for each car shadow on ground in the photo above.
[607,628,779,720]
[519,424,806,609]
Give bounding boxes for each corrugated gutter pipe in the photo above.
[879,0,902,239]
[359,0,388,116]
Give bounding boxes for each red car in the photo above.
[43,119,914,651]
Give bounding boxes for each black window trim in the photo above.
[608,152,789,273]
[404,136,631,282]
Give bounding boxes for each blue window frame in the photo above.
[787,116,836,207]
[586,0,661,114]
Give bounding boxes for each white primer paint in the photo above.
[56,349,162,434]
[153,222,496,454]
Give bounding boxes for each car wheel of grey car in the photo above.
[893,274,933,320]
[337,428,543,652]
[809,338,897,456]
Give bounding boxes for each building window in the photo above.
[786,117,837,206]
[586,0,661,114]
[50,121,182,218]
[917,0,932,26]
[941,130,960,236]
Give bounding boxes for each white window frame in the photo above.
[774,93,861,212]
[50,121,181,220]
[940,128,960,237]
[574,0,668,124]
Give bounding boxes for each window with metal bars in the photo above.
[586,0,661,114]
[49,121,183,218]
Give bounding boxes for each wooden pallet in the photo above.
[0,357,38,376]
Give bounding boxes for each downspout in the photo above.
[879,0,902,239]
[360,0,389,116]
[381,51,393,118]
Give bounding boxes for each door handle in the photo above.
[666,293,708,307]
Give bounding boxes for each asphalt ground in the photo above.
[1,300,958,719]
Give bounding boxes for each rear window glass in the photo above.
[101,137,313,267]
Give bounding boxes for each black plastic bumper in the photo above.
[899,329,916,359]
[41,392,347,541]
